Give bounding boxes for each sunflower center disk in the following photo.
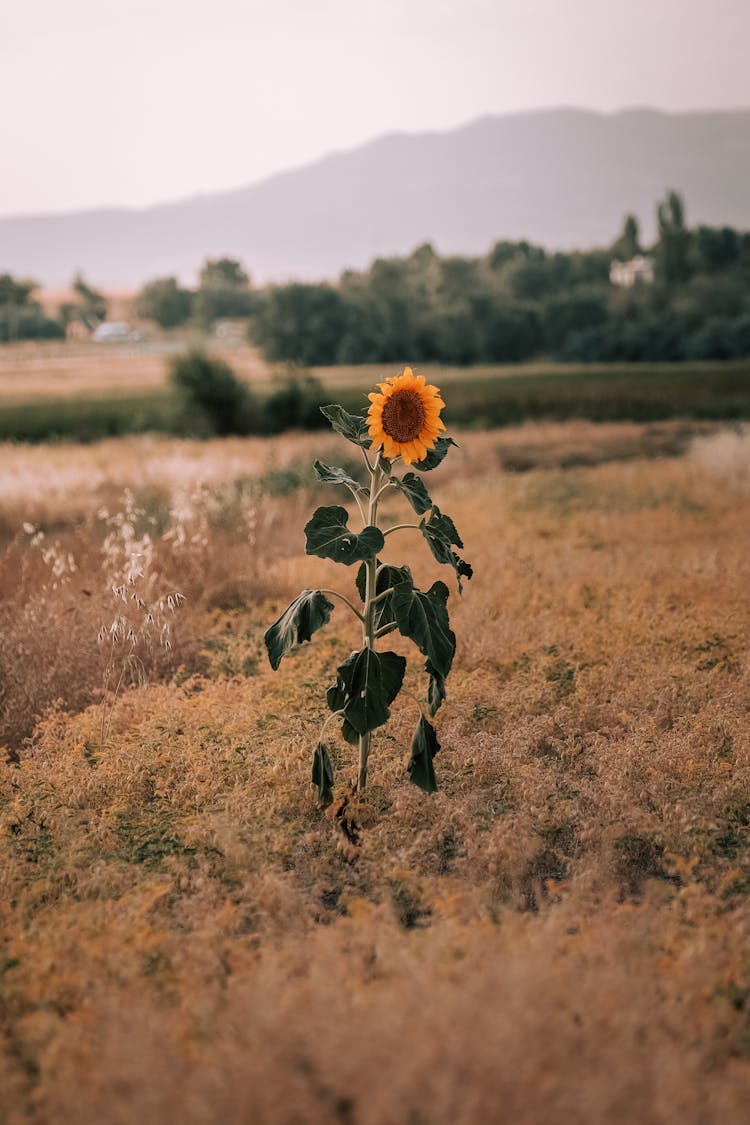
[381,389,426,443]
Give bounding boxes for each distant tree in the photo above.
[253,284,351,365]
[543,293,609,353]
[136,277,193,328]
[199,258,250,289]
[72,273,107,323]
[656,191,691,285]
[695,226,741,274]
[612,213,642,260]
[195,257,254,326]
[0,273,65,343]
[476,302,541,362]
[487,240,545,271]
[0,274,36,306]
[509,252,573,301]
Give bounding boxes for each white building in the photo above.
[609,256,655,288]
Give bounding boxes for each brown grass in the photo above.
[1,423,750,1123]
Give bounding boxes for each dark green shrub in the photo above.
[169,349,256,436]
[262,368,328,433]
[0,306,65,343]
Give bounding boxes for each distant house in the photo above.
[610,255,655,288]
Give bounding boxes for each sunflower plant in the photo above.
[264,367,472,800]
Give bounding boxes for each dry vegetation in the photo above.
[1,421,750,1124]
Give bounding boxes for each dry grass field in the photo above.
[0,340,271,403]
[1,420,750,1123]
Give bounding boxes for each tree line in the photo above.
[251,192,750,364]
[2,192,750,363]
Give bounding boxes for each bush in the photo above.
[0,306,65,343]
[136,277,193,329]
[169,350,256,436]
[262,368,328,434]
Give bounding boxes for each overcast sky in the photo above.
[2,0,748,218]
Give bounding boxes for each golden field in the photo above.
[1,420,750,1124]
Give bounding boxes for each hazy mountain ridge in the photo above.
[2,107,750,287]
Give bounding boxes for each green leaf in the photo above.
[408,716,441,793]
[392,471,433,515]
[419,506,473,592]
[413,436,458,472]
[320,404,371,448]
[305,505,384,565]
[355,560,412,631]
[425,659,446,716]
[391,579,455,678]
[311,743,335,807]
[313,459,369,497]
[264,589,334,670]
[328,647,406,738]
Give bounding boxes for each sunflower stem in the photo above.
[372,479,395,504]
[357,453,382,792]
[345,484,367,526]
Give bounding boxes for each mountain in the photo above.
[2,107,750,287]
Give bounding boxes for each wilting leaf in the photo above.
[313,459,369,497]
[413,436,458,472]
[320,404,371,448]
[392,471,433,515]
[311,743,335,806]
[264,588,334,670]
[305,505,384,565]
[326,679,363,747]
[408,715,441,793]
[355,560,412,631]
[391,579,455,678]
[419,507,474,592]
[327,647,406,738]
[327,791,362,860]
[425,659,446,716]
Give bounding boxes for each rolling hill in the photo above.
[2,107,750,287]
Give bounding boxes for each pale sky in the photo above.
[2,0,748,218]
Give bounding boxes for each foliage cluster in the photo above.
[253,193,750,365]
[0,274,65,343]
[59,273,108,332]
[135,257,257,329]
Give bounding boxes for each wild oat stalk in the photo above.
[264,368,472,799]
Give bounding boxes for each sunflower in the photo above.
[366,367,446,465]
